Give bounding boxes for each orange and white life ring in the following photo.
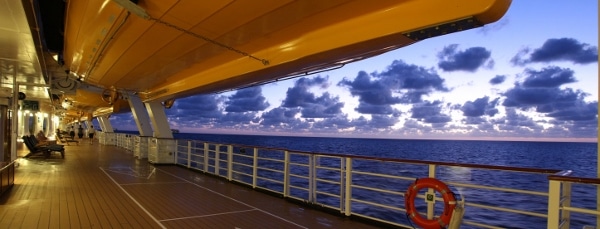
[405,178,456,229]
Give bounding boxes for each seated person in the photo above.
[35,130,49,146]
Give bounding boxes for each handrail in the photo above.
[549,175,600,185]
[0,160,16,197]
[0,161,15,171]
[183,139,564,175]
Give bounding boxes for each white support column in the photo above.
[35,112,43,135]
[98,115,114,132]
[145,101,172,138]
[85,119,92,134]
[32,112,39,135]
[23,112,31,136]
[45,113,50,135]
[85,119,92,130]
[97,116,106,131]
[51,115,59,137]
[11,68,18,161]
[17,111,23,137]
[126,93,153,136]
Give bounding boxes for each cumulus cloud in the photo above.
[281,76,345,118]
[511,38,598,66]
[259,107,301,129]
[521,67,576,88]
[312,115,355,130]
[108,113,136,129]
[499,66,597,135]
[355,103,396,115]
[219,112,259,126]
[225,87,269,112]
[545,101,597,121]
[108,37,596,140]
[437,44,493,71]
[410,101,452,124]
[461,96,499,117]
[368,114,400,129]
[498,108,542,130]
[338,71,403,106]
[503,86,559,107]
[489,75,506,85]
[339,60,448,115]
[166,94,224,120]
[502,67,587,111]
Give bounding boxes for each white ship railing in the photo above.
[547,171,600,229]
[105,133,598,228]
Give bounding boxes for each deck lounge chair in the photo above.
[57,133,79,145]
[28,135,64,149]
[23,136,65,158]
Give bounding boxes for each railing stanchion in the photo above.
[339,157,344,212]
[187,141,192,168]
[253,148,258,188]
[284,151,290,198]
[561,181,571,228]
[309,154,315,203]
[427,164,437,220]
[203,143,208,172]
[227,145,233,181]
[344,157,352,216]
[547,179,561,229]
[174,139,177,163]
[215,144,221,176]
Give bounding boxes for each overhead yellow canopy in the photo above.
[52,0,511,116]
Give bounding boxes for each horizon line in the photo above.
[112,128,598,143]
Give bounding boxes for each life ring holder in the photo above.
[405,177,456,229]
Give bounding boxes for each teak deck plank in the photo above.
[0,140,380,229]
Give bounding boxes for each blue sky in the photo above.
[110,1,598,141]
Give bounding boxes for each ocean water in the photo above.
[122,131,599,228]
[172,133,596,176]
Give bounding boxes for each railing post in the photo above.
[227,145,233,181]
[215,144,220,176]
[340,157,345,212]
[309,154,315,203]
[252,148,258,188]
[283,151,290,198]
[344,157,352,216]
[187,141,191,168]
[174,139,178,164]
[203,143,209,172]
[561,181,571,228]
[547,179,561,229]
[427,164,437,220]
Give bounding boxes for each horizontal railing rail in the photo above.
[102,132,597,228]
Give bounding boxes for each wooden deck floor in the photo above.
[0,139,381,228]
